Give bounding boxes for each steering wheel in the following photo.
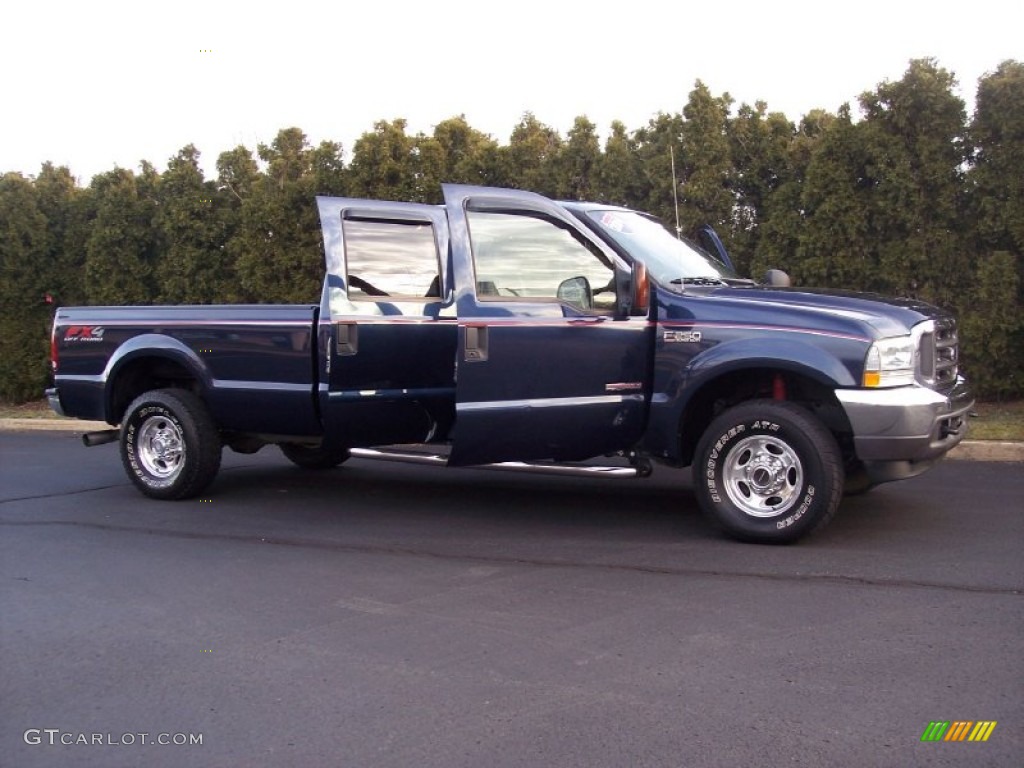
[348,275,390,297]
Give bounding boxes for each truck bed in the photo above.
[52,304,321,436]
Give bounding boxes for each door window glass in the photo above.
[466,211,615,312]
[343,219,440,299]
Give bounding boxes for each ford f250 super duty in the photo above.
[46,184,974,543]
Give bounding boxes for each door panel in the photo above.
[315,198,457,447]
[444,185,652,465]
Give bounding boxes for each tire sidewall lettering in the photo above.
[705,424,749,503]
[776,485,815,529]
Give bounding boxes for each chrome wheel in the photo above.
[722,434,803,518]
[136,415,185,481]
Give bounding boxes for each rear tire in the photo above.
[279,443,349,470]
[120,389,222,500]
[694,400,843,543]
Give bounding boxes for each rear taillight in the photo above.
[50,323,59,373]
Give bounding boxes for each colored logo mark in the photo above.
[921,721,997,742]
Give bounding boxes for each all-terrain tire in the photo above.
[693,400,844,544]
[120,389,222,500]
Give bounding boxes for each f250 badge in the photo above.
[663,329,702,343]
[63,326,105,342]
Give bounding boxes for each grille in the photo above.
[918,318,958,390]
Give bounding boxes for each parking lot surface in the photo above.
[2,431,1022,767]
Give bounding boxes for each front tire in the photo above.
[694,400,843,543]
[120,389,222,499]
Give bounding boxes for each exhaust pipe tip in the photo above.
[82,429,119,448]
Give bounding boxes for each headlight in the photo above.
[863,336,915,387]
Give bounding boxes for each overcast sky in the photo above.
[4,0,1021,184]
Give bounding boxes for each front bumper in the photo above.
[835,376,974,483]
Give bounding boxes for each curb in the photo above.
[2,418,1022,462]
[947,440,1024,463]
[1,418,111,433]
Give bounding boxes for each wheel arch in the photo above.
[675,362,855,467]
[103,335,213,424]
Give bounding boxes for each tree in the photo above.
[596,120,646,207]
[348,119,417,200]
[156,145,233,304]
[505,112,562,196]
[432,115,503,186]
[33,162,86,307]
[679,82,735,254]
[215,145,260,302]
[0,173,52,401]
[728,102,795,273]
[632,111,684,230]
[555,116,601,200]
[856,58,969,307]
[84,167,157,305]
[231,129,325,303]
[217,144,260,203]
[969,61,1024,271]
[309,140,348,197]
[958,251,1022,398]
[753,109,835,279]
[965,60,1024,397]
[788,104,881,289]
[409,133,446,203]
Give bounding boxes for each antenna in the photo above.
[670,145,681,240]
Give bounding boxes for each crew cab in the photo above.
[47,184,974,543]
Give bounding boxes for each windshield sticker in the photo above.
[600,212,626,232]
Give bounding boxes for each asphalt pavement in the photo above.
[1,430,1022,767]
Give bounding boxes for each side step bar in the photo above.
[348,447,647,479]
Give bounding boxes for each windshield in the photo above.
[583,209,739,283]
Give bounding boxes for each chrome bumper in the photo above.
[835,376,974,483]
[45,387,66,417]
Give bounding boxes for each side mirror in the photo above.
[617,261,649,317]
[556,276,593,310]
[633,261,650,315]
[762,269,791,288]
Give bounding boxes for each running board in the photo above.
[348,447,642,479]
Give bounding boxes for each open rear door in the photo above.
[444,184,651,466]
[316,197,457,447]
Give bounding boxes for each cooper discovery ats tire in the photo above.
[694,400,843,544]
[120,389,222,500]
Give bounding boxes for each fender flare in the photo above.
[647,336,861,463]
[101,334,214,422]
[683,337,857,392]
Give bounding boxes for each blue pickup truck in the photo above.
[47,184,973,543]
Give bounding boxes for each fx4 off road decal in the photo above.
[63,326,105,343]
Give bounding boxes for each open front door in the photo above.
[445,185,652,466]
